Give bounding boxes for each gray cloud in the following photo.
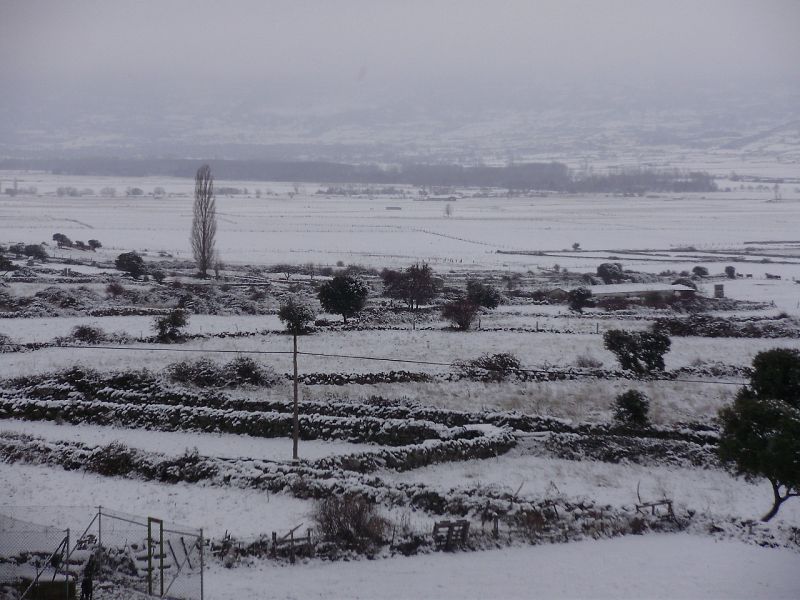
[2,0,798,102]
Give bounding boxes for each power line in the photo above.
[19,344,294,356]
[0,342,747,386]
[297,350,452,368]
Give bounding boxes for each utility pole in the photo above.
[292,332,299,461]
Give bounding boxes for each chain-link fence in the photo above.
[95,508,203,600]
[0,514,73,600]
[1,508,203,600]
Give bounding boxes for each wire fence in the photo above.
[0,514,72,599]
[96,507,203,600]
[0,507,204,600]
[0,341,748,387]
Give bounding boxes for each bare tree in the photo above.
[191,165,217,278]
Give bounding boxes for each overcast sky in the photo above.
[2,0,798,111]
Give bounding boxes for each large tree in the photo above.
[381,263,437,310]
[718,349,800,521]
[318,275,369,323]
[603,329,671,374]
[191,164,217,278]
[115,251,145,279]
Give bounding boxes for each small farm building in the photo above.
[586,283,696,300]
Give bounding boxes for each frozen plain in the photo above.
[2,175,800,599]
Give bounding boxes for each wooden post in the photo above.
[292,333,299,461]
[147,519,153,596]
[64,529,70,599]
[97,506,102,549]
[199,528,205,600]
[159,524,164,597]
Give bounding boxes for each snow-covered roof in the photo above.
[586,283,696,296]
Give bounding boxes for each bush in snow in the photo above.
[278,295,317,334]
[105,281,126,298]
[225,356,278,387]
[167,356,277,388]
[115,251,145,279]
[70,325,107,344]
[568,287,593,313]
[574,354,603,369]
[154,308,189,343]
[453,352,522,382]
[89,441,136,477]
[603,329,671,374]
[612,390,651,428]
[313,493,390,553]
[466,280,502,309]
[23,244,48,261]
[441,297,479,330]
[596,262,624,284]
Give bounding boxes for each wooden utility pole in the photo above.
[292,332,299,461]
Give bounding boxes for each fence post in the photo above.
[97,506,102,548]
[159,523,164,597]
[65,529,70,599]
[292,332,299,461]
[199,528,205,600]
[147,519,153,596]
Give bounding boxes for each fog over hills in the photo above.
[1,0,798,171]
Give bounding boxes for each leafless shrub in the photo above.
[313,494,390,552]
[574,353,603,369]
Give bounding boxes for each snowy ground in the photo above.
[296,378,737,425]
[0,420,376,462]
[2,328,795,378]
[0,462,309,539]
[203,534,800,600]
[3,180,800,598]
[384,450,799,525]
[0,314,283,344]
[5,190,800,272]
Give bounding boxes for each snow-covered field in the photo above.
[386,450,799,525]
[3,176,800,599]
[2,328,795,378]
[0,314,283,344]
[0,462,310,539]
[4,185,800,272]
[0,420,375,462]
[203,534,800,600]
